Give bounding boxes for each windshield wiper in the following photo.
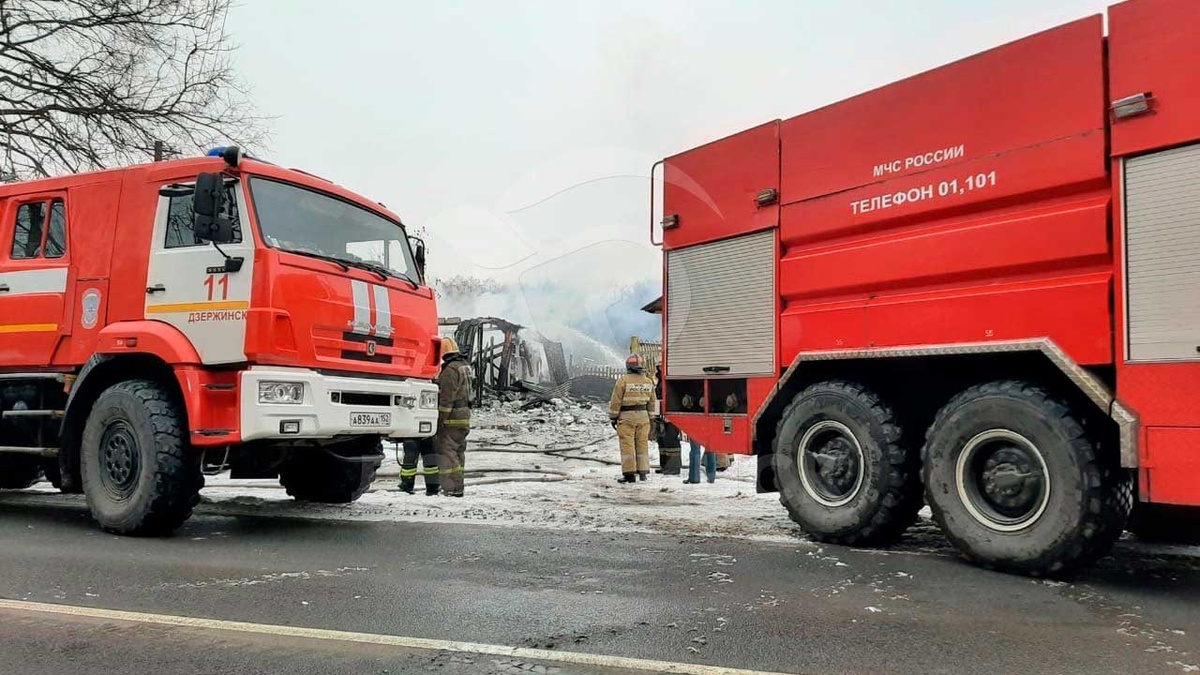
[285,249,419,289]
[356,260,420,290]
[287,249,350,272]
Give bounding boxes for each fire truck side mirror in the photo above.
[413,239,426,277]
[192,172,235,244]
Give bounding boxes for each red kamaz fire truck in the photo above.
[0,147,441,535]
[654,0,1200,575]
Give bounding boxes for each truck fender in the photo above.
[752,338,1139,468]
[62,354,114,428]
[95,320,203,365]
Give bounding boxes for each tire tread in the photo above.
[923,380,1129,576]
[775,380,923,547]
[84,379,201,536]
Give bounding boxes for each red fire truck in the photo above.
[0,147,441,535]
[654,0,1200,575]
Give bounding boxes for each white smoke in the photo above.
[433,274,659,368]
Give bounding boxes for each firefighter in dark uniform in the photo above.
[653,363,683,475]
[608,354,658,483]
[398,437,440,495]
[435,336,473,497]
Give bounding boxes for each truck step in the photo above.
[0,373,66,383]
[1,409,65,419]
[0,445,58,458]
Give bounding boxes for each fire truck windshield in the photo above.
[248,176,418,283]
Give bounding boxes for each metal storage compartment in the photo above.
[1125,142,1200,362]
[666,230,775,377]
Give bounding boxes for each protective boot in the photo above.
[618,472,637,484]
[637,471,648,481]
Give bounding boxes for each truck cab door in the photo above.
[144,180,256,365]
[0,194,71,366]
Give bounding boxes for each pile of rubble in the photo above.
[441,316,624,407]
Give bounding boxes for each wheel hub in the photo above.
[798,421,865,507]
[956,430,1050,532]
[99,421,140,499]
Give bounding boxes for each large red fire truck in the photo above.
[654,0,1200,575]
[0,147,441,535]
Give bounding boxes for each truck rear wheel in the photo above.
[774,381,922,546]
[0,455,43,489]
[278,437,383,504]
[80,380,203,536]
[923,381,1130,576]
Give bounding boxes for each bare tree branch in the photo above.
[0,0,265,180]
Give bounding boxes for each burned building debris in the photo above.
[441,316,588,406]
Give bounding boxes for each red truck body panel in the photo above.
[660,0,1200,506]
[1106,0,1200,504]
[662,121,780,251]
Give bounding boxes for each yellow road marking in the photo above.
[0,323,57,333]
[0,598,793,675]
[146,300,250,314]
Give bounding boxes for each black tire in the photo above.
[923,381,1131,577]
[80,380,202,536]
[0,455,43,489]
[278,437,382,504]
[773,381,923,546]
[1127,503,1200,544]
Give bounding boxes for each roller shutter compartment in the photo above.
[666,230,775,377]
[1126,142,1200,362]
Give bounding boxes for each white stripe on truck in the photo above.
[0,268,67,295]
[350,279,371,335]
[373,284,392,338]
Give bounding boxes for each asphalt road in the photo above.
[0,498,1198,675]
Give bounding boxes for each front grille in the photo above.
[342,331,395,347]
[340,350,391,364]
[333,391,392,407]
[340,331,394,364]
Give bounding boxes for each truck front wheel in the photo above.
[278,437,382,504]
[923,381,1131,576]
[774,381,923,546]
[80,380,203,536]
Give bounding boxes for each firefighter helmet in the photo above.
[625,353,645,372]
[440,336,460,358]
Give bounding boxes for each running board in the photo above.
[1,410,65,419]
[0,446,59,458]
[0,373,66,382]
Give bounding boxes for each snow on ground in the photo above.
[199,397,803,542]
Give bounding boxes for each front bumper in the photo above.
[240,366,439,442]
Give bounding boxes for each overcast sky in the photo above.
[226,0,1113,289]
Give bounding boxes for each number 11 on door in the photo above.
[204,274,229,301]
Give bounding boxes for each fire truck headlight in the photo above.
[419,391,439,409]
[258,381,304,405]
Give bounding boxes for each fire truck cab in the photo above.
[0,147,441,535]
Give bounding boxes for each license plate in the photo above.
[350,412,391,427]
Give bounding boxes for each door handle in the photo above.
[0,284,9,293]
[146,284,166,294]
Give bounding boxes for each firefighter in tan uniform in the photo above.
[608,354,658,483]
[435,336,474,497]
